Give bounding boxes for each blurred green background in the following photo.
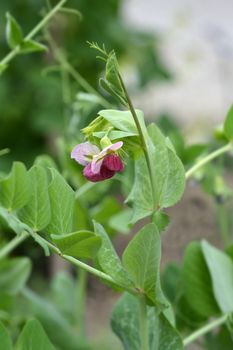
[0,0,170,170]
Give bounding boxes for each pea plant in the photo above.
[1,1,233,349]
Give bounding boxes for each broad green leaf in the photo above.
[93,130,137,140]
[5,13,23,49]
[0,207,28,234]
[0,322,13,350]
[182,242,220,317]
[22,288,82,350]
[51,230,101,259]
[98,109,140,134]
[224,105,233,141]
[111,293,183,350]
[34,155,58,170]
[175,294,207,331]
[109,208,132,234]
[201,240,233,313]
[148,124,185,208]
[15,319,55,350]
[93,221,133,289]
[0,162,29,211]
[19,166,51,231]
[122,223,163,305]
[126,124,185,224]
[20,40,48,54]
[0,258,31,295]
[45,169,75,235]
[161,263,181,303]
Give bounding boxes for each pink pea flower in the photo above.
[71,141,124,182]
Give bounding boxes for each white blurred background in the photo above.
[123,0,233,140]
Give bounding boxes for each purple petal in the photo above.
[83,163,115,182]
[103,154,124,172]
[91,155,104,174]
[71,142,100,166]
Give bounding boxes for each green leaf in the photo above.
[0,322,13,350]
[0,207,28,234]
[182,242,220,318]
[126,124,185,224]
[201,240,233,313]
[51,230,101,259]
[111,293,183,350]
[161,263,181,303]
[122,223,163,305]
[224,105,233,141]
[93,221,133,289]
[20,40,48,54]
[0,162,29,211]
[152,211,170,233]
[22,288,82,350]
[100,51,127,105]
[0,258,31,295]
[15,319,55,350]
[34,155,58,170]
[109,208,132,234]
[19,166,51,231]
[5,13,23,49]
[45,169,75,235]
[98,109,139,134]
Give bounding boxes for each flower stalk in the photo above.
[185,143,232,180]
[0,0,68,67]
[183,314,228,347]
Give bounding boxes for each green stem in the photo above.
[0,231,29,260]
[216,203,230,247]
[185,143,232,179]
[0,0,68,67]
[62,254,116,284]
[183,314,228,346]
[139,296,149,350]
[31,231,118,286]
[76,268,88,337]
[75,182,97,199]
[46,32,111,109]
[118,74,156,206]
[0,148,10,156]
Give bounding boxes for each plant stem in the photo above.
[139,296,149,350]
[30,231,118,286]
[183,314,228,346]
[45,32,111,109]
[75,182,97,199]
[0,148,10,156]
[185,143,232,179]
[0,231,29,260]
[216,203,231,247]
[62,254,116,284]
[0,0,67,67]
[76,268,87,337]
[118,74,156,206]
